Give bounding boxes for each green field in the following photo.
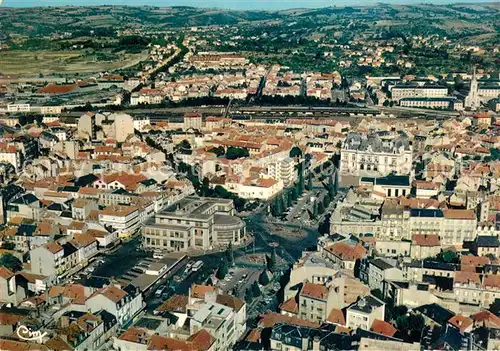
[0,50,149,76]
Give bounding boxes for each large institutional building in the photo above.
[340,132,413,177]
[142,196,246,252]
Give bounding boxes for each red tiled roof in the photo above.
[258,312,320,329]
[300,282,328,300]
[187,329,215,350]
[0,266,14,279]
[190,284,216,299]
[39,83,78,95]
[483,275,500,289]
[327,242,367,261]
[155,294,188,313]
[411,234,440,247]
[371,319,397,337]
[280,297,299,314]
[454,271,481,285]
[327,308,346,326]
[460,255,489,268]
[443,209,476,220]
[470,310,500,328]
[448,315,473,333]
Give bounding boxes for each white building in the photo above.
[268,157,296,187]
[340,132,413,177]
[86,285,144,326]
[346,295,385,331]
[391,85,448,101]
[98,205,141,238]
[190,302,240,351]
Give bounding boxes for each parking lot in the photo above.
[215,267,260,296]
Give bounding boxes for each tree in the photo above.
[306,175,313,191]
[289,146,302,158]
[408,314,425,333]
[18,115,27,126]
[313,201,318,218]
[437,250,459,263]
[259,270,270,286]
[0,254,22,272]
[176,139,192,154]
[287,190,294,207]
[201,177,210,197]
[226,242,234,266]
[226,146,249,160]
[216,258,228,280]
[209,146,225,157]
[318,214,330,235]
[252,281,261,297]
[245,288,253,303]
[318,201,325,215]
[2,242,15,250]
[323,193,331,208]
[268,248,277,272]
[290,187,298,202]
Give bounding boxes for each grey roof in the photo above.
[410,208,444,218]
[344,132,411,153]
[370,258,395,271]
[361,175,410,187]
[476,236,500,247]
[349,295,384,314]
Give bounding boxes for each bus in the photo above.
[192,260,204,272]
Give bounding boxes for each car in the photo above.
[155,286,165,297]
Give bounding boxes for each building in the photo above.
[340,132,413,177]
[113,113,134,142]
[29,242,65,280]
[268,157,296,187]
[400,97,460,110]
[190,301,240,350]
[270,323,354,351]
[360,175,411,199]
[465,68,480,110]
[98,205,141,238]
[409,209,477,246]
[86,284,144,326]
[473,236,500,258]
[143,196,246,252]
[346,295,385,331]
[391,85,448,101]
[367,258,404,292]
[410,234,441,260]
[184,113,202,131]
[0,267,22,305]
[130,88,164,106]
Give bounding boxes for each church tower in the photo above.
[465,67,479,110]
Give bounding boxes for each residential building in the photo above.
[184,112,203,131]
[268,157,296,187]
[86,284,144,326]
[190,301,240,351]
[98,205,141,238]
[346,295,385,331]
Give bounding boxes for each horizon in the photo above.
[1,0,496,10]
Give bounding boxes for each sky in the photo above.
[1,0,494,10]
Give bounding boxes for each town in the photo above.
[0,2,498,351]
